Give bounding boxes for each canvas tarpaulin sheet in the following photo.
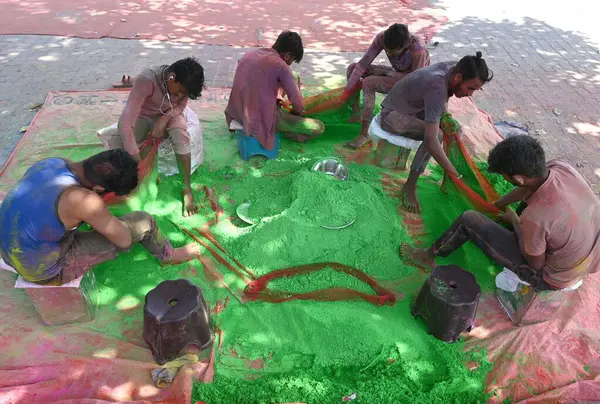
[0,89,598,403]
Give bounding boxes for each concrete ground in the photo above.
[0,0,599,188]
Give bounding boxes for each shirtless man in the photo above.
[225,30,324,150]
[344,23,430,149]
[377,52,493,212]
[400,136,600,290]
[0,150,200,285]
[108,57,205,217]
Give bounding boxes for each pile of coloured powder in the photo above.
[289,170,357,227]
[219,161,407,280]
[193,300,493,404]
[79,90,501,403]
[246,175,294,221]
[267,266,375,295]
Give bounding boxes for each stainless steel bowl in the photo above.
[236,202,255,225]
[311,158,349,181]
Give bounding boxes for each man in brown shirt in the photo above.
[108,57,205,217]
[376,52,493,213]
[400,136,600,290]
[345,23,430,149]
[225,31,324,151]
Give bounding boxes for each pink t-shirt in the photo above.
[346,33,430,90]
[521,160,600,288]
[225,48,303,150]
[118,66,188,156]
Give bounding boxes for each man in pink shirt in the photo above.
[345,23,430,149]
[225,31,324,151]
[108,57,205,217]
[400,136,600,290]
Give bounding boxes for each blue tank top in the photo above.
[0,158,80,282]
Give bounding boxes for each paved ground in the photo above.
[1,0,599,188]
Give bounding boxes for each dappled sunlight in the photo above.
[115,294,142,311]
[138,383,162,398]
[432,13,600,193]
[106,381,136,401]
[0,0,447,51]
[92,347,118,358]
[573,122,600,137]
[96,285,119,305]
[468,324,492,340]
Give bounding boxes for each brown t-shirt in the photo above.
[118,66,188,156]
[225,48,303,150]
[381,61,455,124]
[521,160,600,288]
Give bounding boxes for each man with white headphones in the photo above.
[109,57,205,217]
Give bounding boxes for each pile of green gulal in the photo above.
[84,92,512,403]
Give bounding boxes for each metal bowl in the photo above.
[311,158,349,181]
[236,202,255,225]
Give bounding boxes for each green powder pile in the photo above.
[76,90,506,403]
[194,345,492,404]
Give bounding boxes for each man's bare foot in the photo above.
[399,243,435,269]
[163,243,201,265]
[345,135,371,150]
[401,184,421,213]
[182,189,199,217]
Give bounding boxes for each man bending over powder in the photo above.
[345,23,430,149]
[107,57,205,217]
[0,150,201,285]
[225,30,324,151]
[400,136,600,290]
[374,52,493,212]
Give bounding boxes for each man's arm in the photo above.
[494,187,534,210]
[423,122,460,177]
[346,33,384,90]
[65,189,132,249]
[281,67,304,115]
[169,96,189,117]
[118,76,154,160]
[410,49,430,72]
[423,91,460,177]
[505,210,546,270]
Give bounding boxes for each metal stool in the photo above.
[411,265,481,342]
[496,280,581,326]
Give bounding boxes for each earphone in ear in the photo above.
[168,75,175,81]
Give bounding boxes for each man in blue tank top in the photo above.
[0,149,201,285]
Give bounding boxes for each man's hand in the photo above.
[182,187,199,217]
[150,117,169,140]
[131,153,141,163]
[496,209,519,226]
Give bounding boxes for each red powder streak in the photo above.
[203,186,225,224]
[245,262,397,306]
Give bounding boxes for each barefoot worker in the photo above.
[400,136,600,290]
[376,52,493,212]
[107,57,205,217]
[0,150,201,285]
[345,23,430,149]
[225,30,324,148]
